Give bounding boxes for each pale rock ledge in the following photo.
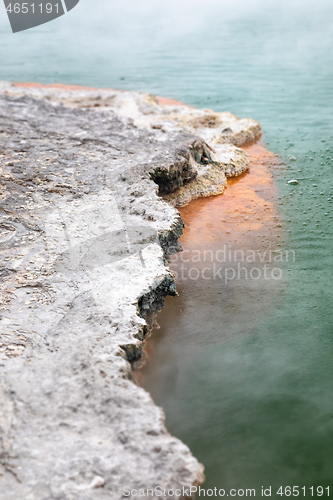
[0,82,261,499]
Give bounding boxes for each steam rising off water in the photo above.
[1,0,333,492]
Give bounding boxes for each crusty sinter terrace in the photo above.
[0,82,261,499]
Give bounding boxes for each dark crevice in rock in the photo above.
[121,219,184,367]
[149,140,212,195]
[138,275,177,325]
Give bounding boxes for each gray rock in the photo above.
[0,84,261,499]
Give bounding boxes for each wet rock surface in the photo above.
[0,83,261,499]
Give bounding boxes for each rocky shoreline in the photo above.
[0,82,261,499]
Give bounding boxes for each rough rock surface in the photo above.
[0,83,261,499]
[0,82,261,206]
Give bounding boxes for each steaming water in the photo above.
[1,0,333,493]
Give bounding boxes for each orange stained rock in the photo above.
[177,141,282,254]
[12,82,107,91]
[156,96,193,107]
[137,141,283,378]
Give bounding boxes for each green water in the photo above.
[1,0,333,495]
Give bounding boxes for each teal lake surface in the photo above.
[1,0,333,494]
